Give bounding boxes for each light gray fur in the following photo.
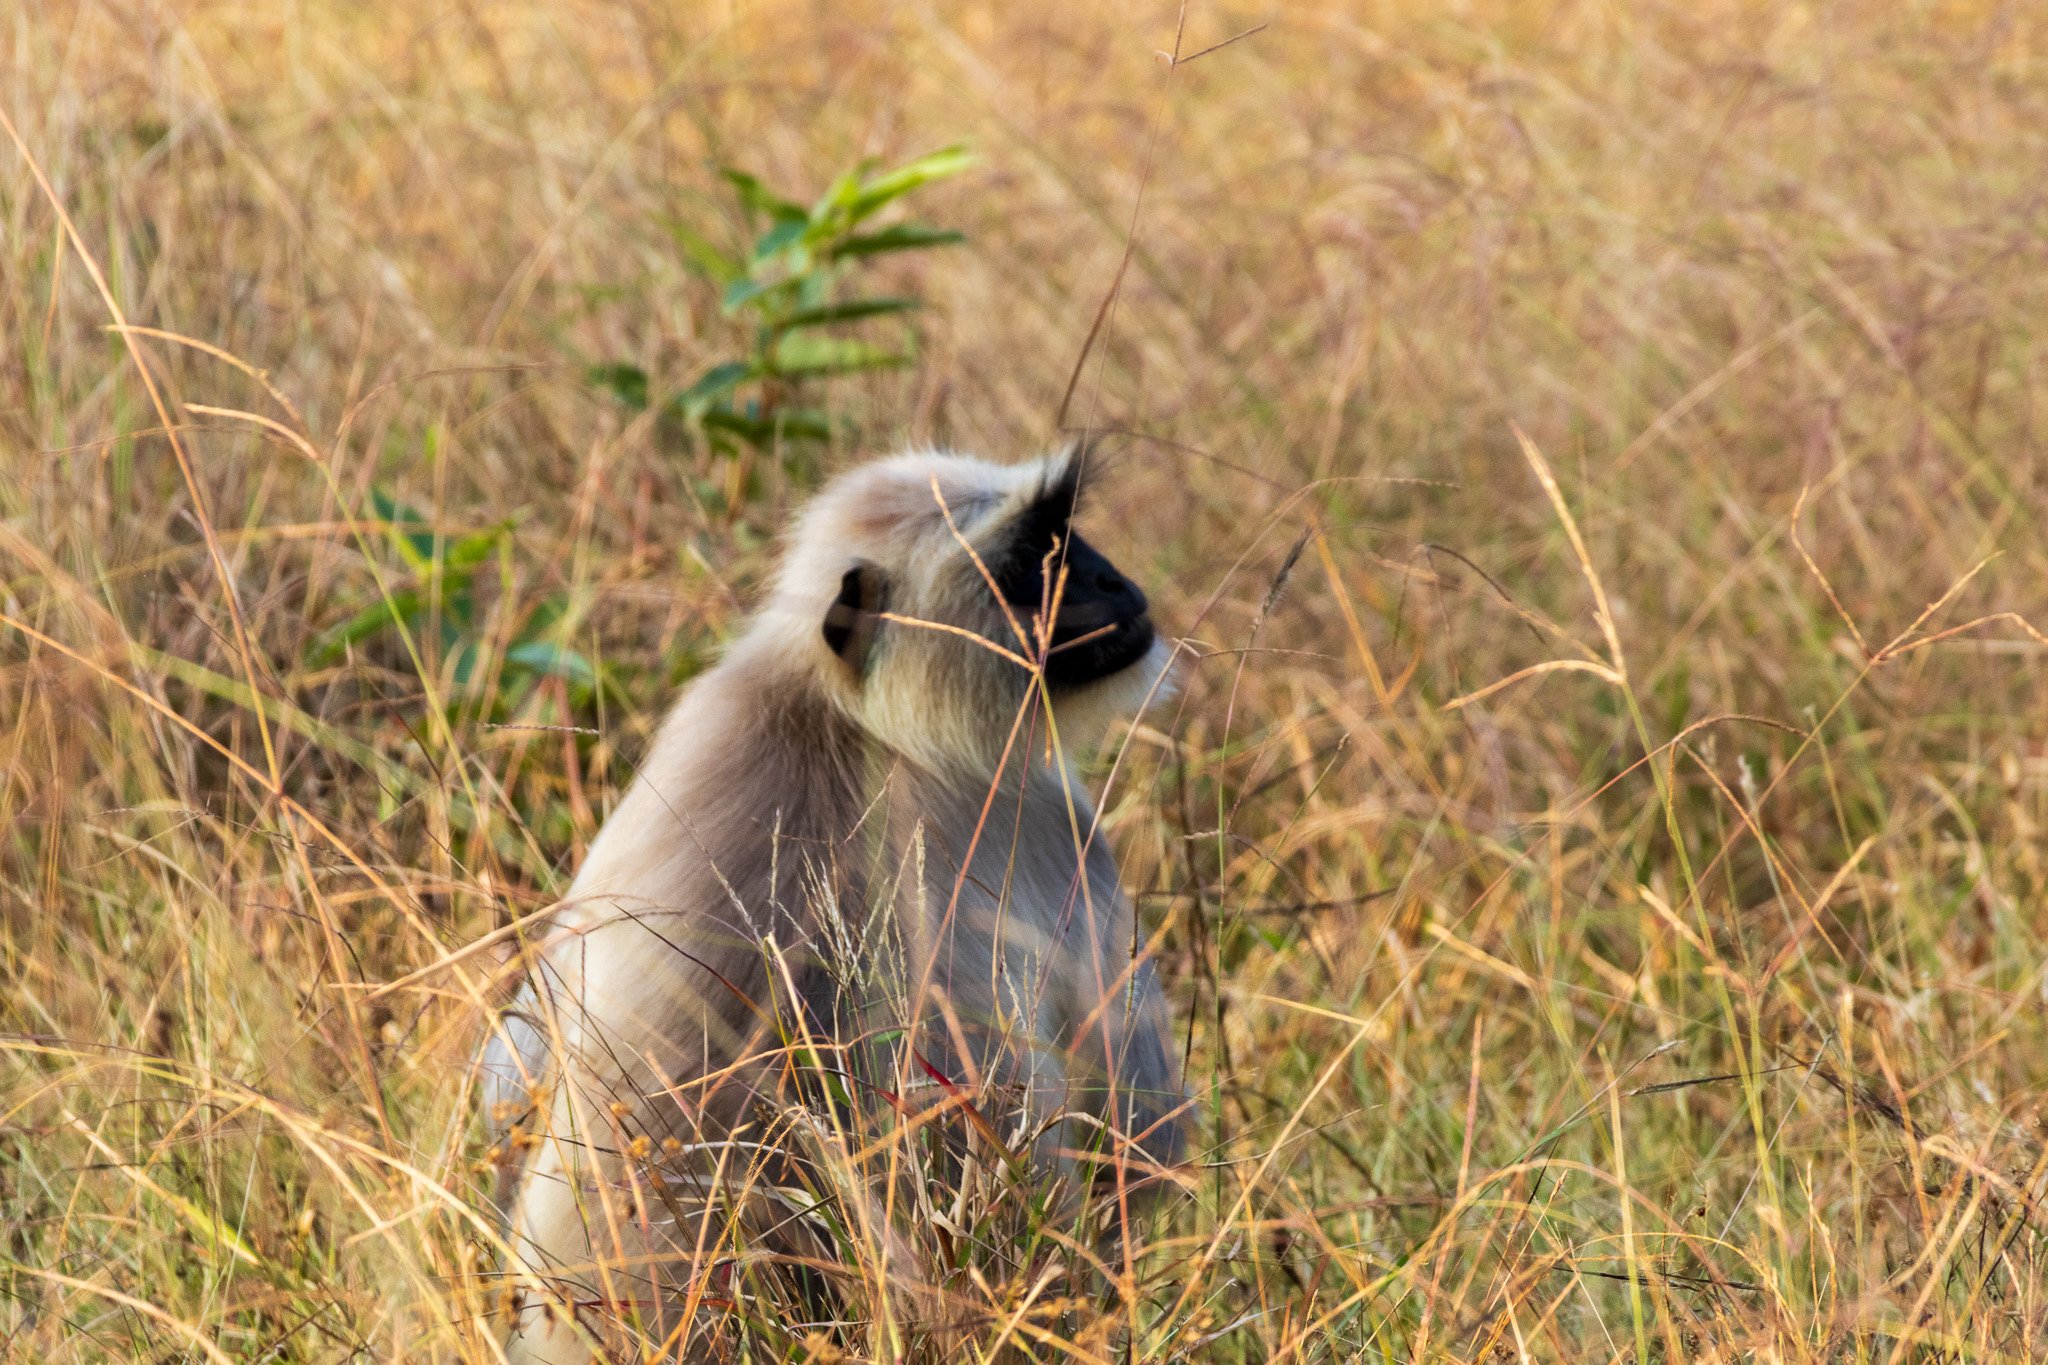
[478,448,1183,1363]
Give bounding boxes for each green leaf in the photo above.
[751,216,808,262]
[777,296,920,329]
[588,363,650,411]
[812,163,867,219]
[370,488,439,572]
[767,334,906,377]
[700,405,778,448]
[699,404,833,449]
[448,638,481,687]
[845,145,973,224]
[661,219,741,285]
[769,408,833,443]
[722,274,789,314]
[504,640,599,687]
[791,269,832,312]
[523,596,569,634]
[719,167,807,224]
[671,361,750,414]
[829,224,965,259]
[443,525,507,574]
[369,488,416,524]
[312,589,424,662]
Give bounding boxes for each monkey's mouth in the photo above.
[1040,603,1156,689]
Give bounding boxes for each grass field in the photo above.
[7,1,2048,1359]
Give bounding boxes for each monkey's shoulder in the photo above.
[558,657,867,910]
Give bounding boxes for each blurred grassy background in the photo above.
[7,0,2048,1358]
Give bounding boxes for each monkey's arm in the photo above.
[478,988,549,1135]
[1062,842,1188,1169]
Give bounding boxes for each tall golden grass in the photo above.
[7,0,2048,1358]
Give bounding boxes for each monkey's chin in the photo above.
[1049,633,1181,754]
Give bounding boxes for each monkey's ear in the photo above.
[822,561,888,674]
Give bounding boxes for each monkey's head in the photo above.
[754,445,1176,774]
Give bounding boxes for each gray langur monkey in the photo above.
[477,444,1186,1362]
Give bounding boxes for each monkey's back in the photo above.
[481,651,1182,1365]
[485,643,869,1143]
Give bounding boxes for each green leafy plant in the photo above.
[592,144,971,481]
[314,487,595,702]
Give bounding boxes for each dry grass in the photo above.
[7,0,2048,1358]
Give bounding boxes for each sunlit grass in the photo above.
[6,0,2048,1358]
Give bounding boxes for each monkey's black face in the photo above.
[992,494,1156,690]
